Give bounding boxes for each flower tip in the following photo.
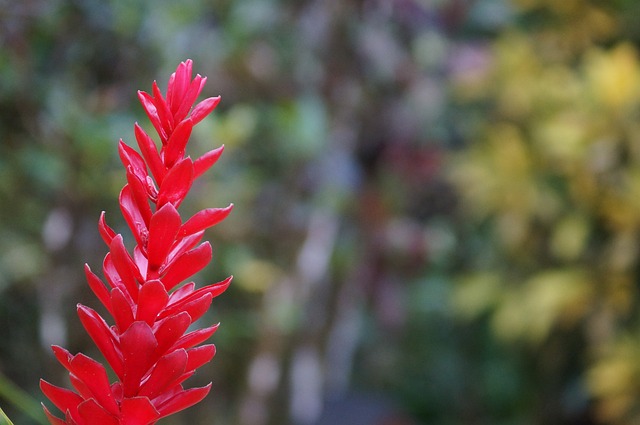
[220,276,233,292]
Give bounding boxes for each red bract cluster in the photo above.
[41,60,232,425]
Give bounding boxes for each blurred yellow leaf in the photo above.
[588,340,640,423]
[453,273,502,320]
[550,213,590,261]
[236,259,283,293]
[492,269,591,343]
[586,43,640,111]
[533,111,587,163]
[212,104,258,147]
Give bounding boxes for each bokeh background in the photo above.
[2,0,640,424]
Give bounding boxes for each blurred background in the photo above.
[2,0,640,424]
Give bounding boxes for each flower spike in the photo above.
[41,60,230,425]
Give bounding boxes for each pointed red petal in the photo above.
[190,96,220,125]
[119,185,149,249]
[136,280,169,326]
[77,399,119,425]
[134,123,166,184]
[171,371,196,391]
[198,276,232,300]
[166,232,203,266]
[51,345,73,370]
[120,396,160,425]
[110,287,135,333]
[121,321,158,397]
[137,91,167,143]
[110,382,123,404]
[193,145,224,179]
[147,203,182,270]
[125,167,153,226]
[133,245,149,280]
[166,72,177,110]
[77,305,124,379]
[69,374,93,401]
[119,140,148,183]
[42,403,67,425]
[139,349,188,399]
[185,344,216,372]
[171,323,219,351]
[63,410,77,425]
[153,311,191,356]
[146,383,179,407]
[153,81,174,136]
[156,384,212,418]
[175,76,206,122]
[169,61,193,114]
[163,118,193,168]
[145,175,159,201]
[160,242,212,291]
[160,277,231,320]
[103,254,124,292]
[180,204,233,237]
[110,234,141,300]
[84,264,112,315]
[167,282,195,303]
[69,354,119,416]
[98,212,116,247]
[156,157,194,209]
[175,293,212,323]
[40,380,82,422]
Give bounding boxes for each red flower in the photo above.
[40,60,232,425]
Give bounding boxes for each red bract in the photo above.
[41,60,232,425]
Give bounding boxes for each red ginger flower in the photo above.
[40,60,232,425]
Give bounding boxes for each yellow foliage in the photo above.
[235,259,283,293]
[492,34,541,120]
[550,213,590,261]
[603,274,635,316]
[585,43,640,111]
[452,273,503,320]
[449,123,537,221]
[588,340,640,423]
[491,269,592,343]
[211,104,258,148]
[533,110,588,163]
[449,1,640,422]
[510,0,617,43]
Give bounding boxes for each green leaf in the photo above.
[0,407,14,425]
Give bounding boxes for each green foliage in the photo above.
[0,408,14,425]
